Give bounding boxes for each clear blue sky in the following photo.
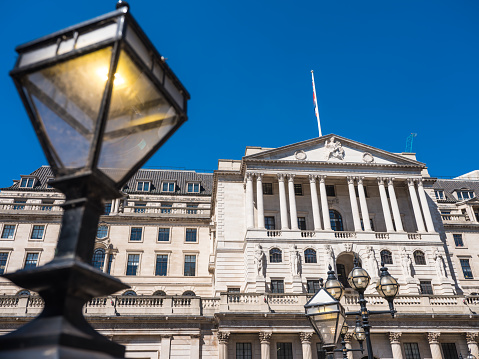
[1,0,478,187]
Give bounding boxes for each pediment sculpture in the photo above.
[325,136,345,161]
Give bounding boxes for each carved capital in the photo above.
[277,174,286,182]
[427,332,440,343]
[407,178,416,187]
[417,179,424,187]
[287,174,295,182]
[256,173,264,181]
[309,174,318,183]
[466,332,479,344]
[259,331,272,343]
[299,332,313,344]
[347,176,355,185]
[357,176,365,185]
[386,177,395,185]
[343,332,354,343]
[246,172,254,181]
[319,175,327,183]
[389,332,402,344]
[217,331,230,344]
[377,177,385,185]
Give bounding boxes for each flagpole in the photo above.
[311,70,322,137]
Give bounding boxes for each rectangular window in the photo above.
[13,200,26,210]
[326,185,335,197]
[276,343,293,359]
[104,202,112,215]
[126,254,140,275]
[41,200,54,211]
[264,216,275,230]
[186,228,197,242]
[136,181,150,192]
[271,279,284,293]
[457,190,475,200]
[460,259,474,279]
[20,178,35,188]
[162,182,175,192]
[46,179,54,189]
[24,253,39,270]
[441,343,458,359]
[403,343,421,359]
[161,203,172,214]
[184,255,196,276]
[187,204,198,214]
[236,343,252,359]
[187,183,200,193]
[1,225,15,239]
[453,234,464,247]
[307,280,320,294]
[419,280,433,295]
[158,228,170,242]
[155,255,168,276]
[106,254,113,275]
[297,217,306,230]
[263,183,273,195]
[294,183,303,196]
[31,225,45,240]
[134,202,146,213]
[434,190,445,200]
[130,227,143,241]
[0,252,8,274]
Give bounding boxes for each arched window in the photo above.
[182,291,196,296]
[17,290,30,296]
[91,248,105,271]
[153,290,166,296]
[329,210,344,231]
[414,251,426,265]
[96,225,108,239]
[304,249,317,263]
[123,290,137,296]
[270,248,282,263]
[380,250,393,265]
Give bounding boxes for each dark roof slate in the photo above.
[433,179,479,203]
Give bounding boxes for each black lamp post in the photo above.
[1,2,189,358]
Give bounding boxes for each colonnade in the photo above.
[245,173,435,233]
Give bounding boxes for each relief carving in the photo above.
[325,136,345,161]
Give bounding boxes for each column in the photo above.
[218,331,230,359]
[259,332,272,359]
[160,335,172,359]
[417,180,435,233]
[344,333,354,359]
[278,174,289,230]
[387,178,404,232]
[309,175,322,231]
[190,334,201,359]
[112,199,119,214]
[319,176,331,230]
[357,177,372,231]
[288,174,299,230]
[378,178,395,232]
[466,332,479,358]
[407,179,426,232]
[245,173,255,229]
[389,332,403,359]
[256,173,265,229]
[347,177,362,232]
[299,332,313,359]
[427,332,443,359]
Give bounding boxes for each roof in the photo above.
[433,178,479,204]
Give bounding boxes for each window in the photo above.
[97,225,108,239]
[304,249,317,263]
[294,183,303,196]
[186,228,197,242]
[297,217,306,230]
[91,249,105,271]
[161,203,172,214]
[355,186,368,197]
[460,259,474,279]
[453,234,464,247]
[440,210,451,215]
[380,250,393,265]
[182,291,196,296]
[360,218,375,231]
[130,227,143,241]
[187,204,198,214]
[264,216,275,230]
[1,225,15,239]
[184,255,196,276]
[434,190,444,200]
[236,343,252,359]
[228,287,241,293]
[403,343,421,359]
[457,190,475,200]
[31,225,45,240]
[271,280,284,293]
[13,200,26,210]
[123,290,137,296]
[307,279,320,294]
[103,202,112,215]
[419,280,433,295]
[136,181,150,192]
[263,183,273,195]
[158,228,170,242]
[270,248,282,263]
[155,255,168,276]
[106,254,114,274]
[20,178,35,188]
[0,252,8,275]
[24,253,39,270]
[441,343,458,359]
[153,290,166,296]
[41,200,54,211]
[330,210,343,231]
[46,179,54,189]
[162,182,175,192]
[187,183,200,193]
[414,251,426,265]
[134,202,146,213]
[126,254,140,275]
[276,343,293,359]
[326,185,335,197]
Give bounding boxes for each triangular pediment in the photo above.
[244,134,424,167]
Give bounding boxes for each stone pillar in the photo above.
[417,180,435,233]
[389,332,403,359]
[256,173,265,229]
[344,333,354,359]
[190,334,201,359]
[112,199,119,214]
[387,178,404,232]
[427,332,443,359]
[466,332,479,358]
[160,334,172,359]
[357,177,372,231]
[309,175,322,231]
[378,178,395,232]
[299,332,313,359]
[259,332,272,359]
[288,175,299,230]
[347,177,362,232]
[407,179,426,232]
[218,331,230,359]
[278,174,289,230]
[246,173,255,229]
[319,176,331,230]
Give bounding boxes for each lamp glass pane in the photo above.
[22,47,112,170]
[98,50,180,183]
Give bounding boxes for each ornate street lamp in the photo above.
[1,2,189,358]
[325,264,345,300]
[376,262,400,313]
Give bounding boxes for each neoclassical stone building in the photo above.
[0,134,478,359]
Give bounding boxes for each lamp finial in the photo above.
[116,0,130,10]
